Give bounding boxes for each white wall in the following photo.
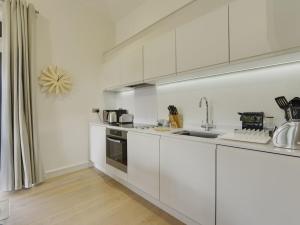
[111,62,300,131]
[115,0,194,44]
[29,0,115,174]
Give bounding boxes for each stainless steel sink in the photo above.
[173,130,219,139]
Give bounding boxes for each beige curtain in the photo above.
[0,0,45,191]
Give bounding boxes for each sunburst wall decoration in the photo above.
[39,66,72,95]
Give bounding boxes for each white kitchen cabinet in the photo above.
[160,137,216,225]
[176,5,229,73]
[89,124,106,172]
[102,54,121,89]
[230,0,300,61]
[144,30,176,80]
[120,45,144,85]
[217,146,300,225]
[128,132,160,199]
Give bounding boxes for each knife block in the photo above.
[169,114,183,128]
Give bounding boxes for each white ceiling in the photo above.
[86,0,146,22]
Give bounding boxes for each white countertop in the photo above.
[90,121,300,158]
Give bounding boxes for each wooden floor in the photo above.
[0,169,184,225]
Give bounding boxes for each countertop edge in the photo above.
[89,122,300,158]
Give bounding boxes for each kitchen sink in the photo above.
[173,130,219,139]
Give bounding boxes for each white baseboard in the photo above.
[45,161,92,179]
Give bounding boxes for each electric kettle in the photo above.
[108,112,117,124]
[273,120,300,150]
[273,96,300,150]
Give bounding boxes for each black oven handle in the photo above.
[107,137,122,144]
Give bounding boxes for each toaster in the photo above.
[273,120,300,150]
[119,114,134,124]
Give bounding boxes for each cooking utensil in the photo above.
[275,96,289,109]
[290,97,300,107]
[275,96,291,121]
[289,97,300,120]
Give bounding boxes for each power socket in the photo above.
[0,199,9,221]
[92,108,100,114]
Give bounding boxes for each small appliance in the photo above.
[238,112,264,130]
[103,109,128,124]
[119,114,134,124]
[108,112,117,124]
[273,96,300,150]
[273,121,300,150]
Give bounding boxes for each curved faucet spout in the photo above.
[199,97,215,131]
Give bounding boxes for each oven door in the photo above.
[106,136,127,172]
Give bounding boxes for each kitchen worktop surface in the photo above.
[90,121,300,158]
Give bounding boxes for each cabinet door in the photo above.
[144,30,176,80]
[89,124,106,172]
[230,0,300,61]
[217,146,300,225]
[128,132,160,199]
[160,137,216,225]
[176,5,229,73]
[120,45,143,85]
[102,54,121,89]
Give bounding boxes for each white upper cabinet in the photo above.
[127,132,160,199]
[144,30,176,80]
[230,0,300,61]
[217,146,300,225]
[160,137,216,225]
[120,45,144,85]
[102,54,121,89]
[176,5,229,73]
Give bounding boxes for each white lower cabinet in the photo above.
[89,124,106,172]
[217,146,300,225]
[160,137,216,225]
[128,132,160,199]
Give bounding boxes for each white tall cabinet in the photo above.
[89,124,106,172]
[217,146,300,225]
[127,132,160,199]
[143,30,176,80]
[160,137,216,225]
[230,0,300,61]
[176,5,229,73]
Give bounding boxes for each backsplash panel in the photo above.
[105,63,300,130]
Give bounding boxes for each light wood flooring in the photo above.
[0,169,184,225]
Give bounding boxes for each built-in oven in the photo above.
[106,128,127,173]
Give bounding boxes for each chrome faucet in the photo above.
[199,97,215,131]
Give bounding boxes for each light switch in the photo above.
[0,199,9,221]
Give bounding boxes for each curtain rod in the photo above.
[0,0,39,14]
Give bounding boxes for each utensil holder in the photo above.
[169,114,183,128]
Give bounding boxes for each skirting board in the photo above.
[45,161,92,179]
